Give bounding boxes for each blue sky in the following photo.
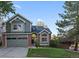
[11,1,64,35]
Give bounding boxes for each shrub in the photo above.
[35,39,40,48]
[49,39,60,48]
[35,42,39,48]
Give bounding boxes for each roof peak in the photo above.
[7,13,32,23]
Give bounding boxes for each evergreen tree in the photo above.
[56,1,79,51]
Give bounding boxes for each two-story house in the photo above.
[1,14,51,47]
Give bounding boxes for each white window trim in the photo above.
[39,29,51,34]
[40,32,49,45]
[11,23,25,32]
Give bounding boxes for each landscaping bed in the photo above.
[27,48,79,58]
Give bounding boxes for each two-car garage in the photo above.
[7,34,28,47]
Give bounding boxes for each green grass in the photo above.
[27,48,79,58]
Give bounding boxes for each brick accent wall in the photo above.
[2,33,5,47]
[28,34,32,47]
[5,33,7,47]
[2,33,7,47]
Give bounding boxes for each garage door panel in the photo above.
[7,34,28,47]
[7,40,16,47]
[7,40,27,47]
[15,40,27,47]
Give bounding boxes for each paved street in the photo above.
[0,47,28,58]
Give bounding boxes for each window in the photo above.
[42,34,47,36]
[18,24,21,27]
[17,24,22,30]
[12,23,24,32]
[13,25,17,30]
[42,38,47,42]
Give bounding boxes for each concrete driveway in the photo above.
[0,47,28,58]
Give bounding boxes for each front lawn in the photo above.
[27,48,79,58]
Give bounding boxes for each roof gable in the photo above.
[6,14,32,24]
[9,16,26,23]
[39,29,51,34]
[32,26,52,34]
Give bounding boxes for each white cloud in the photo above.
[14,4,22,9]
[37,18,43,22]
[36,18,46,26]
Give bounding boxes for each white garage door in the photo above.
[7,34,28,47]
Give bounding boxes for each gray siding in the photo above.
[25,21,31,32]
[6,16,32,33]
[6,22,11,33]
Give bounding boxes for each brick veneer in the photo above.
[28,34,32,47]
[2,33,7,47]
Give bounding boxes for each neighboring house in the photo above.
[2,14,52,47]
[32,26,51,46]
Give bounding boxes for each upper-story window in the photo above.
[13,25,17,30]
[12,23,24,32]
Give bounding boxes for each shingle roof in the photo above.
[32,26,52,34]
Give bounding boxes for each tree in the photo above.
[0,1,15,28]
[0,1,15,18]
[56,1,79,51]
[0,1,15,46]
[0,1,15,31]
[32,32,37,40]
